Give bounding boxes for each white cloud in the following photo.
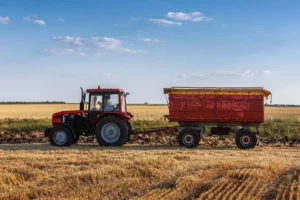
[167,12,212,22]
[262,71,272,75]
[142,38,160,43]
[0,16,10,24]
[44,48,85,56]
[52,36,145,54]
[122,48,146,53]
[149,19,182,26]
[34,19,46,25]
[210,70,254,77]
[178,73,205,79]
[24,16,46,25]
[102,73,113,77]
[178,74,189,78]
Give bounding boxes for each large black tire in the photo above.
[178,128,200,148]
[235,128,257,149]
[49,126,74,147]
[95,116,128,146]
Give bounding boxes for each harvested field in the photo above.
[0,144,299,200]
[0,104,300,200]
[0,104,300,119]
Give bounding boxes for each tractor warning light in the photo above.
[98,85,100,89]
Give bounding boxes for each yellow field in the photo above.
[0,144,299,199]
[0,104,299,119]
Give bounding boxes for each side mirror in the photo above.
[125,92,129,97]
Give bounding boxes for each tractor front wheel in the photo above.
[49,126,74,147]
[95,116,128,146]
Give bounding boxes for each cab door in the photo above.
[88,93,104,123]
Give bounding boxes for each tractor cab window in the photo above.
[103,94,119,112]
[90,95,103,111]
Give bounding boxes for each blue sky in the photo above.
[0,0,299,104]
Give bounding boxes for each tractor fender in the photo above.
[95,112,132,124]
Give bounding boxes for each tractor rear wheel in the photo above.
[235,128,257,149]
[49,126,74,147]
[95,116,128,146]
[178,128,200,148]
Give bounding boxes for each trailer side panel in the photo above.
[167,90,266,123]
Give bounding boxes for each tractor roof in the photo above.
[86,88,124,93]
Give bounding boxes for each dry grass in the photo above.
[0,144,300,200]
[0,104,168,119]
[265,107,300,119]
[0,104,300,119]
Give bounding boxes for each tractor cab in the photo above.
[81,86,129,122]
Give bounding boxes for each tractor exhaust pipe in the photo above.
[80,87,86,111]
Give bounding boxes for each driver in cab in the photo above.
[103,98,117,111]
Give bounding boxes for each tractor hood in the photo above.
[52,110,88,124]
[51,110,134,125]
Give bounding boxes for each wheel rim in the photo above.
[101,123,121,143]
[54,130,68,145]
[240,135,251,146]
[183,133,194,146]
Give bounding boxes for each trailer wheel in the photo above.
[49,126,74,147]
[235,129,257,149]
[95,116,128,146]
[178,128,200,148]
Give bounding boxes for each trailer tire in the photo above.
[95,116,128,146]
[235,128,257,149]
[178,128,200,148]
[49,126,74,147]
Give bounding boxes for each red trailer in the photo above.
[163,87,272,149]
[44,86,271,150]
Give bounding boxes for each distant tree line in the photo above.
[0,101,66,104]
[265,104,300,107]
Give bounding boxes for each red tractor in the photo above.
[44,86,134,146]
